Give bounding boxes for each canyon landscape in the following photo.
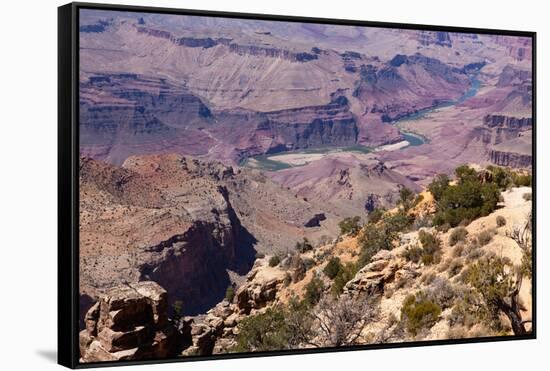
[77,8,533,363]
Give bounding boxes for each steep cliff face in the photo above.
[135,25,318,63]
[469,114,532,168]
[259,95,358,152]
[479,114,532,145]
[79,155,257,321]
[490,35,533,61]
[79,74,215,164]
[489,150,532,168]
[79,154,339,324]
[80,73,359,164]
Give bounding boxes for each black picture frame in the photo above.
[58,2,537,368]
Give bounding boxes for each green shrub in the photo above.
[338,216,361,236]
[496,216,506,227]
[465,245,484,263]
[477,229,495,246]
[234,306,289,352]
[368,208,385,224]
[430,166,501,227]
[426,277,457,309]
[234,301,314,352]
[400,294,442,336]
[323,257,343,279]
[296,238,314,253]
[225,286,235,302]
[428,174,450,201]
[464,255,527,334]
[172,300,184,320]
[358,224,393,267]
[269,255,281,267]
[385,210,414,233]
[358,211,413,268]
[455,165,479,183]
[512,172,532,187]
[449,227,469,246]
[402,232,441,265]
[304,276,325,306]
[331,262,357,297]
[418,230,442,265]
[486,165,513,190]
[399,187,415,210]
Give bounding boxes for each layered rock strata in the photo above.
[79,282,184,362]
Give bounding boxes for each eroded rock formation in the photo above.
[79,154,339,324]
[79,282,184,362]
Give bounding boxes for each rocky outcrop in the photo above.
[497,66,532,88]
[79,73,215,165]
[483,115,532,130]
[79,154,336,325]
[228,43,318,62]
[79,155,258,322]
[473,114,533,168]
[259,95,358,152]
[235,262,287,314]
[417,31,452,47]
[340,51,363,73]
[79,282,184,362]
[490,149,532,168]
[181,300,242,356]
[181,258,292,355]
[477,114,532,146]
[344,250,402,297]
[135,25,318,63]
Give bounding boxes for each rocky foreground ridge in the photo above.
[80,169,533,361]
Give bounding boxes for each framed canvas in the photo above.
[58,2,536,368]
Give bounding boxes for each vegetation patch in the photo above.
[477,229,495,246]
[400,293,442,336]
[225,286,235,302]
[449,227,468,246]
[429,165,501,227]
[338,216,362,236]
[418,230,442,265]
[496,215,507,227]
[323,257,343,279]
[304,275,325,306]
[358,210,413,267]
